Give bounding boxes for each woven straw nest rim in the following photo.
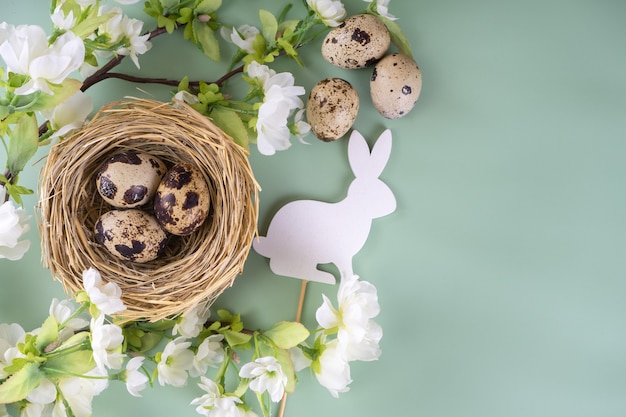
[39,98,260,322]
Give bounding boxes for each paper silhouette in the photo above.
[253,129,396,284]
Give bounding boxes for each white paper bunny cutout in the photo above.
[253,129,396,284]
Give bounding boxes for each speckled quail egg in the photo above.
[306,78,359,142]
[96,151,167,208]
[154,162,210,236]
[94,209,168,263]
[370,53,422,119]
[321,14,391,69]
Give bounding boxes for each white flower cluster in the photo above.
[313,274,383,397]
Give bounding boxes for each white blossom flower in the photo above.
[290,108,311,143]
[157,337,195,387]
[172,304,211,338]
[315,274,381,360]
[190,334,225,378]
[0,25,84,95]
[82,267,126,315]
[0,22,12,45]
[174,90,200,104]
[90,314,125,372]
[0,323,26,379]
[221,25,260,54]
[313,337,352,398]
[363,0,398,20]
[96,6,151,69]
[306,0,346,27]
[41,90,93,140]
[115,15,152,69]
[49,298,89,343]
[57,368,108,417]
[239,356,288,403]
[0,199,31,261]
[288,346,312,372]
[246,61,306,155]
[49,298,84,329]
[26,377,56,405]
[191,376,244,417]
[113,0,142,4]
[124,356,149,397]
[51,6,76,30]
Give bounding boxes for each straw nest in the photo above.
[39,98,259,322]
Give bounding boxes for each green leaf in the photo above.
[275,347,297,393]
[35,316,59,353]
[264,321,310,350]
[28,78,82,113]
[157,15,177,33]
[0,362,42,404]
[195,0,222,14]
[138,332,163,352]
[379,16,413,58]
[0,105,9,119]
[43,350,95,376]
[7,113,38,175]
[259,9,278,42]
[58,331,90,350]
[209,107,249,149]
[193,19,220,61]
[221,329,252,348]
[71,12,116,38]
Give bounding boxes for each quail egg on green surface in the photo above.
[94,209,168,263]
[154,162,211,236]
[321,14,391,69]
[96,151,167,208]
[306,78,359,142]
[370,53,422,119]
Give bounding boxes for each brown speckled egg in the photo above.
[370,53,422,119]
[96,151,167,208]
[94,209,168,263]
[321,14,390,69]
[306,78,359,142]
[154,163,210,236]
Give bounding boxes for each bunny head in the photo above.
[346,129,396,219]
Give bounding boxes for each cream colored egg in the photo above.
[370,53,422,119]
[154,163,211,236]
[96,151,167,208]
[94,209,168,263]
[306,78,359,142]
[321,14,391,69]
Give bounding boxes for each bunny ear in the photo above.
[348,129,393,178]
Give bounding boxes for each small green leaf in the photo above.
[0,362,42,404]
[0,105,9,119]
[209,107,249,149]
[28,78,82,113]
[275,347,297,393]
[259,9,278,42]
[138,332,163,352]
[7,113,39,174]
[43,350,95,376]
[35,316,59,352]
[193,19,220,61]
[195,0,221,14]
[264,321,310,350]
[58,331,90,349]
[72,13,116,38]
[379,16,413,58]
[221,329,252,348]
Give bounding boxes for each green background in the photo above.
[2,0,626,416]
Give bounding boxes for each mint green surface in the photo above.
[2,1,626,416]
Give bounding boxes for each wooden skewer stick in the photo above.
[278,279,309,417]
